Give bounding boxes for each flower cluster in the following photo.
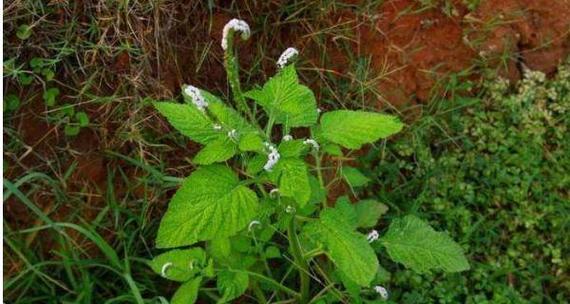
[277,47,299,69]
[184,85,208,111]
[303,138,319,151]
[221,19,251,51]
[263,143,280,171]
[227,129,238,141]
[367,230,379,243]
[248,220,261,232]
[374,285,389,299]
[161,262,172,278]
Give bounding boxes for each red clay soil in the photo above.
[354,0,570,107]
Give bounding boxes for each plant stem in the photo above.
[313,150,327,208]
[265,115,275,139]
[287,217,310,303]
[220,268,300,299]
[251,280,268,303]
[223,31,255,122]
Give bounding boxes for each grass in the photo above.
[3,0,568,303]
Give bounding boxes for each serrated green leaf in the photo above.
[320,110,403,149]
[148,248,206,282]
[333,197,358,228]
[154,102,219,145]
[246,154,266,175]
[381,215,470,273]
[322,143,343,156]
[193,137,237,165]
[304,202,378,286]
[207,97,256,132]
[354,200,388,228]
[208,238,232,260]
[156,165,259,248]
[238,132,264,152]
[245,65,317,127]
[335,269,363,303]
[342,166,370,188]
[217,270,249,303]
[171,276,201,304]
[274,158,311,207]
[278,139,308,158]
[307,175,326,206]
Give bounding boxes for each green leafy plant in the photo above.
[375,60,570,303]
[16,24,32,40]
[3,94,21,113]
[149,19,469,303]
[42,88,90,136]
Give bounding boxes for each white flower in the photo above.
[367,230,379,243]
[184,85,208,111]
[248,220,261,232]
[317,108,323,113]
[213,124,222,130]
[303,138,319,151]
[277,47,299,69]
[374,285,389,300]
[161,262,173,278]
[269,188,280,198]
[282,134,293,141]
[227,129,238,140]
[263,143,280,171]
[221,19,250,50]
[285,205,296,214]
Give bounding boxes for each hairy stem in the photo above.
[223,31,255,121]
[287,217,310,303]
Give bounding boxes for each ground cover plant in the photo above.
[147,19,469,303]
[369,59,570,303]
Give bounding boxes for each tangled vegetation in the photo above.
[372,59,570,303]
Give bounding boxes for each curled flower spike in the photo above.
[269,188,280,198]
[367,230,379,243]
[248,220,261,232]
[282,134,293,141]
[161,262,173,278]
[221,19,251,50]
[184,85,208,111]
[303,138,319,151]
[263,143,280,171]
[374,285,389,300]
[227,129,238,140]
[213,124,222,130]
[277,47,299,69]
